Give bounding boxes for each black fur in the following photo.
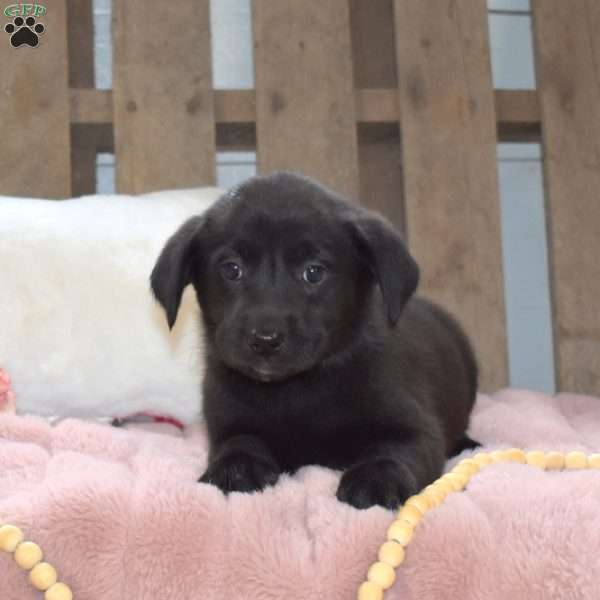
[151,172,478,510]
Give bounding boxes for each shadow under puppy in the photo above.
[151,172,478,510]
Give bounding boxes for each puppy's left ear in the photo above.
[150,215,204,329]
[349,213,419,325]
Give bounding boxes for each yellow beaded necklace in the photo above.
[0,523,72,599]
[358,450,600,600]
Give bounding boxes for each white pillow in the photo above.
[0,188,222,422]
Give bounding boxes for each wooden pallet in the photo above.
[0,0,598,395]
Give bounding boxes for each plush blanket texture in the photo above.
[1,389,599,600]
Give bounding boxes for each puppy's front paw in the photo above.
[199,452,281,494]
[336,458,417,510]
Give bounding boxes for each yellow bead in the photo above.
[430,480,453,496]
[589,454,600,469]
[451,464,474,478]
[387,520,414,546]
[14,541,43,570]
[458,459,481,475]
[357,581,383,600]
[0,525,24,552]
[438,474,458,492]
[526,451,547,469]
[424,483,445,496]
[565,451,588,470]
[405,494,430,513]
[473,453,492,467]
[491,450,510,463]
[422,486,444,507]
[545,451,565,470]
[507,448,526,463]
[425,491,440,507]
[29,562,58,591]
[367,561,396,590]
[45,582,73,600]
[441,472,468,491]
[378,540,405,567]
[397,504,423,527]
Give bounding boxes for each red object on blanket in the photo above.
[111,411,186,431]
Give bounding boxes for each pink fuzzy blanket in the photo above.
[1,389,599,600]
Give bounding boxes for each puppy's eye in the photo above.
[220,261,243,281]
[302,264,326,284]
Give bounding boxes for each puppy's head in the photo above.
[151,172,418,382]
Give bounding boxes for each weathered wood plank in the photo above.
[0,1,71,198]
[214,90,256,124]
[66,0,94,88]
[494,90,539,128]
[252,0,359,199]
[394,0,508,391]
[351,0,405,232]
[112,0,216,193]
[495,89,541,141]
[350,0,398,90]
[357,132,405,232]
[67,0,96,197]
[69,88,540,136]
[70,89,114,124]
[532,0,600,394]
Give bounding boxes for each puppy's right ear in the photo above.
[150,215,204,329]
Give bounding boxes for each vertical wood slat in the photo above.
[357,128,404,233]
[67,0,94,88]
[350,0,405,233]
[112,0,216,194]
[532,0,600,394]
[394,0,508,391]
[252,0,359,200]
[0,1,71,198]
[67,0,96,197]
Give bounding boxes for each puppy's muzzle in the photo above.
[248,329,285,357]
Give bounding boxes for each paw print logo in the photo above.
[4,15,45,48]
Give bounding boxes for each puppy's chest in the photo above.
[259,417,362,471]
[250,395,376,471]
[212,373,387,471]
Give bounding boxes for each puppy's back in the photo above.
[383,296,478,453]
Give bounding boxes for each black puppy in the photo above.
[151,172,478,510]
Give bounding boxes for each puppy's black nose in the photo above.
[249,329,284,356]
